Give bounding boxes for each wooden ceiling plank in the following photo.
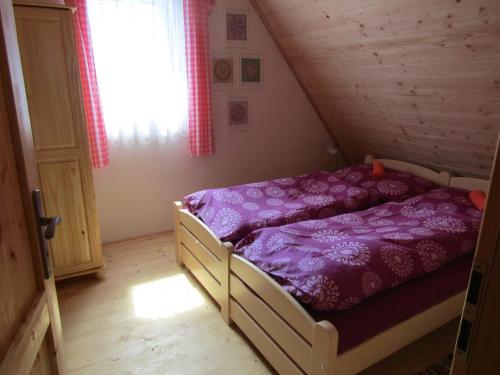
[253,0,500,175]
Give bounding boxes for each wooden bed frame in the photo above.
[173,155,489,374]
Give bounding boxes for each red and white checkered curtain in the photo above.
[183,0,216,156]
[68,0,109,168]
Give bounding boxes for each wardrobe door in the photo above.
[15,4,103,279]
[38,159,93,274]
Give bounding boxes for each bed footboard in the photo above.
[229,254,339,375]
[229,254,466,375]
[173,201,233,323]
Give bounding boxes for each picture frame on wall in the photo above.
[211,52,234,89]
[239,52,262,89]
[225,7,248,47]
[226,96,250,131]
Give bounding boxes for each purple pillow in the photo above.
[334,163,436,203]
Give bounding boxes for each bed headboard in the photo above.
[449,177,490,193]
[364,155,450,187]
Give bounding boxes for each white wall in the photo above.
[92,0,334,244]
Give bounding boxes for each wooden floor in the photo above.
[57,233,272,374]
[57,233,459,375]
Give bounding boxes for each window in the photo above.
[87,0,188,142]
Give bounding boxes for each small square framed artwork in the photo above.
[211,52,234,89]
[227,96,250,131]
[225,7,248,47]
[240,53,262,89]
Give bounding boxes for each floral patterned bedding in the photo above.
[234,187,482,312]
[184,171,372,242]
[184,165,437,243]
[333,163,436,203]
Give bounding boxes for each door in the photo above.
[451,134,500,374]
[0,1,65,374]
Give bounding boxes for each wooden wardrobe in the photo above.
[14,2,103,280]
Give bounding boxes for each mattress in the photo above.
[311,253,473,354]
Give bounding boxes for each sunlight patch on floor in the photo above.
[132,273,204,319]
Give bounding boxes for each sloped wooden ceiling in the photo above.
[251,0,500,177]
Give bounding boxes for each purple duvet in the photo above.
[184,166,435,243]
[235,187,482,312]
[184,171,372,242]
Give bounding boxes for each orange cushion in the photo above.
[372,160,385,178]
[469,190,486,211]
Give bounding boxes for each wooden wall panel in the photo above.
[252,0,500,177]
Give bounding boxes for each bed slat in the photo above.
[231,255,315,344]
[181,244,222,304]
[230,274,312,373]
[180,225,222,282]
[230,299,305,375]
[179,209,224,259]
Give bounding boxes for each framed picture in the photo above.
[211,52,234,89]
[225,7,248,47]
[239,53,262,89]
[227,96,250,131]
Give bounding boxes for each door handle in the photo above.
[32,189,62,279]
[40,216,62,240]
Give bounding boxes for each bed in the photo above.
[227,175,488,375]
[173,156,450,322]
[174,156,488,374]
